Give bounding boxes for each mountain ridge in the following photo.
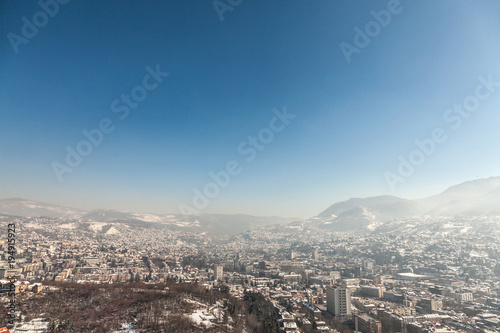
[314,176,500,232]
[2,176,500,233]
[0,199,297,236]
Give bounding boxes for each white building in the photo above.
[215,265,223,280]
[453,291,473,302]
[326,285,351,318]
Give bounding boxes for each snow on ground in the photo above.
[132,213,163,222]
[112,323,139,332]
[366,221,383,231]
[174,222,194,227]
[23,222,43,229]
[87,222,108,232]
[188,309,215,327]
[185,298,208,307]
[59,223,78,229]
[13,318,48,332]
[460,226,472,233]
[184,299,226,328]
[105,226,121,235]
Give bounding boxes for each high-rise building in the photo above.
[233,253,240,269]
[313,248,320,260]
[326,285,352,318]
[215,264,223,280]
[418,297,443,313]
[363,259,375,272]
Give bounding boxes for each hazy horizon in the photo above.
[2,174,500,219]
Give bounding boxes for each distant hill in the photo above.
[318,195,420,218]
[3,176,500,234]
[315,195,420,232]
[79,209,141,222]
[314,176,500,232]
[0,199,296,236]
[418,176,500,216]
[0,198,85,218]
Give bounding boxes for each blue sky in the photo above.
[1,0,500,218]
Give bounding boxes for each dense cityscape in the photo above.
[1,206,499,332]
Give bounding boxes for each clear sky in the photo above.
[1,0,500,218]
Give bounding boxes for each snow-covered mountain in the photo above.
[0,199,296,236]
[2,176,500,234]
[418,176,500,216]
[314,195,421,232]
[314,176,500,232]
[319,195,420,218]
[0,198,85,218]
